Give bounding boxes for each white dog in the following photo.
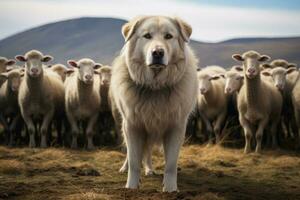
[111,16,198,192]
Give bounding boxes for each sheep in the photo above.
[16,50,65,148]
[0,57,16,86]
[224,65,244,95]
[48,64,68,82]
[64,58,101,150]
[233,50,282,153]
[94,65,116,145]
[196,66,229,144]
[291,69,300,148]
[0,68,24,146]
[261,63,298,140]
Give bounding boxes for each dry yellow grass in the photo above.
[0,145,299,200]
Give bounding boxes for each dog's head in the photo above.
[122,16,192,89]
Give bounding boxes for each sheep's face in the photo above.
[232,51,270,79]
[122,16,191,89]
[68,59,101,84]
[15,50,52,78]
[0,69,24,92]
[0,57,16,73]
[197,73,220,95]
[98,67,112,86]
[224,71,244,94]
[262,67,297,91]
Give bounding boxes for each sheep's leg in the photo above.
[281,117,288,139]
[55,119,63,146]
[214,110,227,144]
[270,121,279,149]
[8,115,21,147]
[144,146,154,176]
[86,113,99,150]
[0,115,9,145]
[124,121,144,189]
[40,109,54,148]
[163,123,185,192]
[239,116,253,154]
[255,119,268,153]
[119,156,128,173]
[294,108,300,149]
[21,111,36,148]
[196,118,204,139]
[199,113,213,146]
[67,112,79,149]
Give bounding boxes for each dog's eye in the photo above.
[143,33,152,39]
[165,33,173,39]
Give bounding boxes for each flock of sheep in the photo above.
[196,52,299,153]
[0,49,299,154]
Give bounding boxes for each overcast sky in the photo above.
[1,0,300,42]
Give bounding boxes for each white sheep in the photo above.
[233,51,282,153]
[16,50,65,148]
[196,66,229,144]
[64,58,101,150]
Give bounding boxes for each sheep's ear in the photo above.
[261,63,272,69]
[65,69,75,75]
[261,71,271,76]
[287,63,297,68]
[258,55,270,62]
[94,63,102,69]
[0,72,8,79]
[233,65,243,72]
[286,67,297,74]
[67,60,78,68]
[41,55,53,63]
[6,66,13,72]
[122,16,145,42]
[174,17,192,42]
[232,54,244,62]
[209,75,221,80]
[15,55,26,62]
[94,70,100,75]
[219,74,225,78]
[5,59,16,66]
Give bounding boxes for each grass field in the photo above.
[0,145,300,200]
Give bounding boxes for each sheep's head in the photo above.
[16,50,52,78]
[67,58,102,84]
[0,57,16,73]
[262,59,297,70]
[224,71,244,94]
[0,68,24,92]
[49,64,68,82]
[261,67,297,91]
[96,65,112,86]
[232,51,270,79]
[197,72,222,95]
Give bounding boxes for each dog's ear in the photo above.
[174,17,192,42]
[122,16,146,42]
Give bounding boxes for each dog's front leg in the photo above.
[163,122,185,192]
[124,121,145,189]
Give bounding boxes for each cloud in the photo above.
[0,0,300,42]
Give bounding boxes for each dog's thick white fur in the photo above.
[111,16,198,192]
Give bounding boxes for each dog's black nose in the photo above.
[152,48,164,59]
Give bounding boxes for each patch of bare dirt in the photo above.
[0,145,299,200]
